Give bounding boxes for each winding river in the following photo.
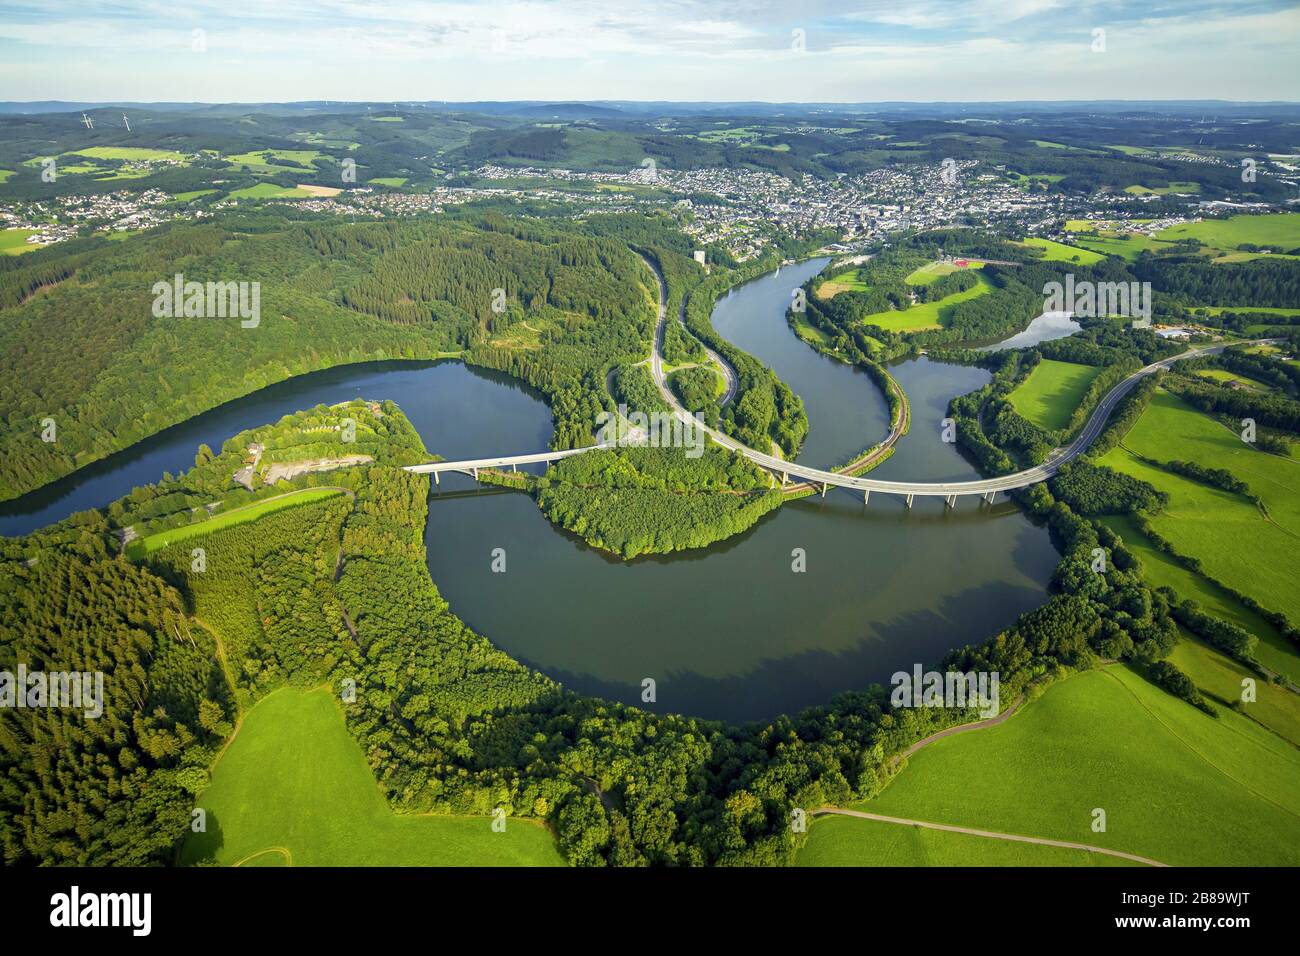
[4,262,1060,723]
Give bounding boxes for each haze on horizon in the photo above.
[1,0,1299,105]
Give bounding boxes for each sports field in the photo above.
[127,487,344,558]
[179,687,563,866]
[797,813,1139,867]
[857,666,1300,866]
[1008,358,1102,431]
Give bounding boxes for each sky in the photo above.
[1,0,1298,104]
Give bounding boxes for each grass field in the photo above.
[179,687,563,866]
[68,146,186,161]
[1169,634,1300,746]
[0,228,37,255]
[1021,237,1106,265]
[1124,182,1200,196]
[857,666,1300,866]
[1008,359,1102,431]
[0,169,14,183]
[127,488,344,558]
[227,182,314,200]
[797,813,1139,866]
[816,268,869,299]
[1201,305,1300,316]
[1096,389,1300,627]
[1072,232,1185,261]
[861,271,993,332]
[170,189,217,202]
[904,260,986,285]
[790,311,832,346]
[1193,368,1274,391]
[1100,514,1299,683]
[226,149,323,174]
[1156,213,1300,251]
[370,176,408,186]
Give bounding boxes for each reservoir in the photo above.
[4,262,1060,723]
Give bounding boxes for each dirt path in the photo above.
[890,694,1024,768]
[811,807,1169,867]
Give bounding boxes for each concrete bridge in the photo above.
[405,253,1272,507]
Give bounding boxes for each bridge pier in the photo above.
[781,470,788,485]
[946,494,956,509]
[905,493,914,509]
[433,472,440,487]
[820,482,828,498]
[985,491,995,505]
[863,489,870,506]
[471,467,479,482]
[511,464,517,473]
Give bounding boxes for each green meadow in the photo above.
[227,182,314,199]
[861,270,993,332]
[1021,236,1105,265]
[858,667,1300,866]
[0,169,14,183]
[226,148,323,174]
[1100,514,1299,683]
[1156,213,1300,250]
[370,176,408,186]
[127,488,344,558]
[69,146,186,161]
[816,267,870,299]
[180,687,563,866]
[1008,359,1102,431]
[1097,390,1300,625]
[1072,232,1184,261]
[797,813,1139,867]
[1169,635,1300,747]
[0,228,37,255]
[904,260,986,285]
[1124,182,1200,196]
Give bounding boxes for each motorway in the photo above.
[408,255,1272,504]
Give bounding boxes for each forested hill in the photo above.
[0,210,654,501]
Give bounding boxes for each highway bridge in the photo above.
[405,255,1272,507]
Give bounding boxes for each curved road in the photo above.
[409,254,1273,503]
[641,255,1272,499]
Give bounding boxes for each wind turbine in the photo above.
[80,113,94,129]
[122,114,131,132]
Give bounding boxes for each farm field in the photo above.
[1008,358,1102,431]
[797,813,1138,867]
[370,176,408,186]
[1100,514,1300,683]
[0,228,37,255]
[857,666,1300,866]
[179,687,563,866]
[1021,237,1105,265]
[1072,232,1185,261]
[1096,389,1300,625]
[816,267,869,299]
[1123,182,1200,195]
[1193,368,1275,390]
[860,270,993,331]
[1155,213,1300,251]
[227,182,315,199]
[226,148,324,174]
[127,487,344,558]
[1200,306,1300,316]
[170,189,218,202]
[68,146,186,161]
